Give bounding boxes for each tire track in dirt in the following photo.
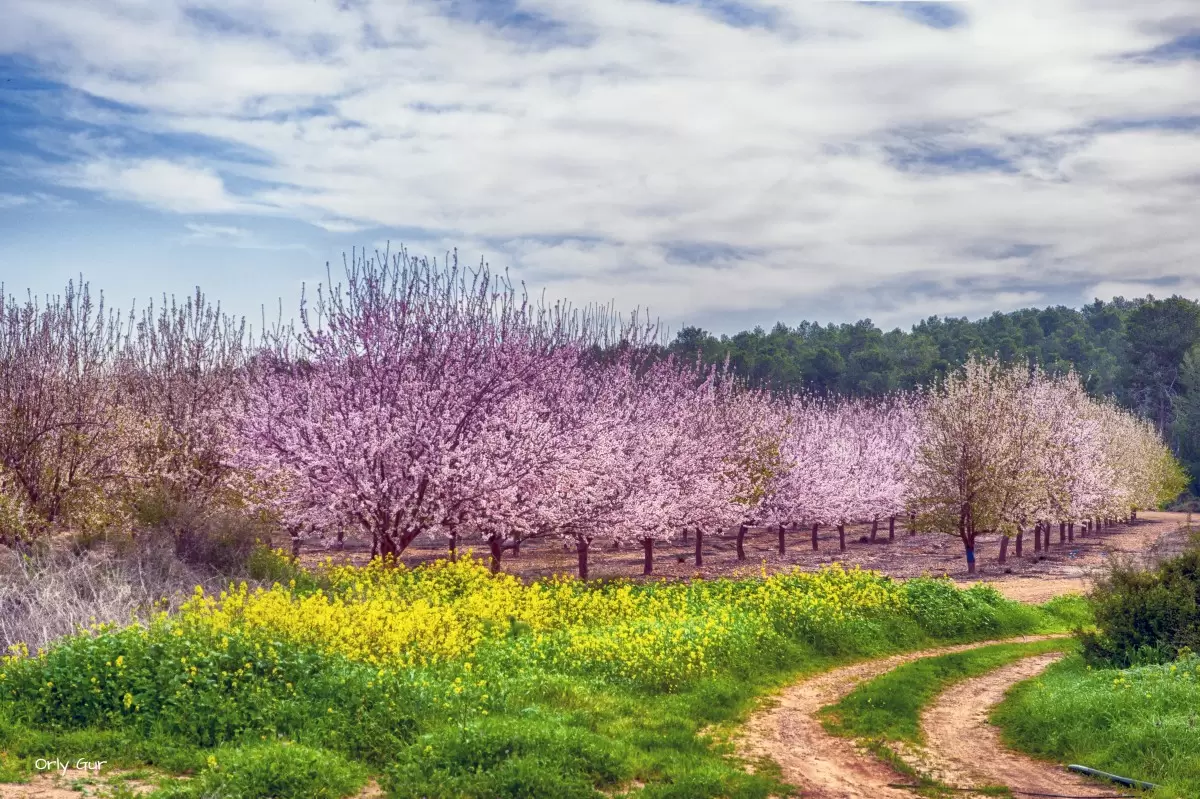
[912,653,1122,798]
[735,634,1066,799]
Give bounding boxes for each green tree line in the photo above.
[666,295,1200,496]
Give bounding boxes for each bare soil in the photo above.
[735,634,1065,799]
[908,653,1122,797]
[0,772,384,798]
[0,771,155,798]
[299,513,1194,597]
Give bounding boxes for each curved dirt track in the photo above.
[736,635,1066,799]
[913,653,1121,797]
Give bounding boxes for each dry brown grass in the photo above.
[0,538,224,655]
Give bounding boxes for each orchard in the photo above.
[0,247,1183,579]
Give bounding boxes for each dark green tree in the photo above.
[1124,297,1200,436]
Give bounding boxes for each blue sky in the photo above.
[1,0,1199,336]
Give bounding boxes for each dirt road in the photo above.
[913,653,1121,797]
[736,635,1066,799]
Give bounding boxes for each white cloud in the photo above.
[1,0,1199,331]
[183,222,250,240]
[180,221,313,253]
[0,191,74,210]
[59,158,253,214]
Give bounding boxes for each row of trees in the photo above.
[0,249,1186,577]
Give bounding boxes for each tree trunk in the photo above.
[577,537,590,581]
[838,522,846,552]
[334,528,345,551]
[1034,522,1042,552]
[999,535,1009,564]
[1059,521,1066,544]
[642,538,654,575]
[889,515,896,542]
[1131,508,1138,522]
[488,535,503,574]
[1067,522,1074,543]
[448,528,458,562]
[736,524,747,560]
[512,538,521,557]
[290,531,302,558]
[870,517,879,543]
[909,510,917,535]
[960,504,975,574]
[811,522,820,551]
[778,523,787,556]
[379,533,399,563]
[1015,525,1023,558]
[694,526,703,567]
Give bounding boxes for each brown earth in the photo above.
[0,772,385,798]
[0,770,155,798]
[735,634,1066,799]
[908,653,1122,798]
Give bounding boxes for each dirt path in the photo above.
[0,773,155,798]
[736,635,1064,799]
[914,654,1122,797]
[987,510,1192,603]
[0,772,383,798]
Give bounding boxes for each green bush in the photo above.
[152,742,366,799]
[384,717,628,799]
[901,578,1019,638]
[0,622,428,758]
[246,547,323,594]
[1081,549,1200,666]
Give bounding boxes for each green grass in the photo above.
[992,653,1200,798]
[820,638,1075,744]
[152,742,368,799]
[0,562,1090,799]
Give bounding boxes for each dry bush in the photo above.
[0,539,224,655]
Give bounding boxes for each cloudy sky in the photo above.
[1,0,1198,336]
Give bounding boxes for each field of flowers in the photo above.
[0,554,1086,798]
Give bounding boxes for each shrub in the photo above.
[901,577,1008,638]
[247,546,322,594]
[384,717,627,799]
[152,742,367,799]
[0,546,216,655]
[1080,549,1200,666]
[134,490,269,574]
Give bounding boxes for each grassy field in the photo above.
[0,553,1087,799]
[993,653,1200,798]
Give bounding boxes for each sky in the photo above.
[1,0,1198,338]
